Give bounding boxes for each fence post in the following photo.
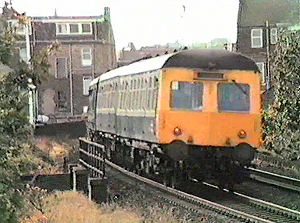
[87,176,108,202]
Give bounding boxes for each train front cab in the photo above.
[158,68,261,166]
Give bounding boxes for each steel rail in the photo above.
[105,158,273,223]
[79,138,300,222]
[203,182,300,221]
[247,167,300,193]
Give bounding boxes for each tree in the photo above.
[0,16,57,222]
[264,30,300,160]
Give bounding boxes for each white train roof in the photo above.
[89,53,174,86]
[102,53,174,81]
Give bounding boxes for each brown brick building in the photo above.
[236,0,299,89]
[118,42,180,67]
[1,3,117,123]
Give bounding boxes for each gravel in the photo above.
[104,168,237,223]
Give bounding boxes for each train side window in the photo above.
[125,81,127,110]
[108,83,110,108]
[130,80,133,110]
[142,78,146,110]
[218,83,250,112]
[137,79,141,110]
[123,81,126,109]
[120,81,124,109]
[170,82,203,111]
[110,83,113,108]
[133,79,136,110]
[123,81,126,110]
[127,81,130,110]
[148,77,153,110]
[152,76,158,110]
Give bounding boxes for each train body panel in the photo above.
[157,68,261,150]
[86,49,262,174]
[90,70,161,143]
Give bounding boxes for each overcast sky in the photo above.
[1,0,239,50]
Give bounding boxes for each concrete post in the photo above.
[72,168,77,192]
[68,164,79,191]
[87,176,108,203]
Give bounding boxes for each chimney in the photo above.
[104,7,110,19]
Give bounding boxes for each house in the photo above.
[236,0,299,89]
[118,42,180,67]
[1,2,117,124]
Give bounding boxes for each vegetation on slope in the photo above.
[264,30,300,160]
[0,17,57,222]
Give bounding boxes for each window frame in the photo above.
[169,81,204,112]
[55,57,68,79]
[81,48,92,66]
[217,83,251,113]
[82,23,92,34]
[56,23,92,35]
[69,23,80,34]
[251,28,263,48]
[83,76,92,96]
[7,19,26,35]
[56,23,68,34]
[270,28,278,45]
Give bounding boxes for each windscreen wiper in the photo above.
[232,80,248,96]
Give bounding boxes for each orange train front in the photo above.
[158,67,261,164]
[86,49,262,186]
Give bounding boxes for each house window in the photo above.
[82,24,92,33]
[82,48,92,66]
[8,20,25,35]
[69,24,79,33]
[19,48,27,62]
[256,62,265,83]
[57,91,67,111]
[270,28,278,44]
[56,23,92,35]
[55,58,68,78]
[56,24,68,34]
[251,29,263,48]
[83,76,92,96]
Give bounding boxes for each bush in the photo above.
[264,30,300,160]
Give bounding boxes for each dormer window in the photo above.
[57,23,68,34]
[82,24,92,33]
[69,23,79,33]
[56,23,92,35]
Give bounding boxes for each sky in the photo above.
[1,0,239,50]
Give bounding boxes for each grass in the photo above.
[22,191,140,223]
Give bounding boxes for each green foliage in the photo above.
[264,30,300,160]
[0,17,57,222]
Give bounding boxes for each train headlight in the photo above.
[238,130,247,139]
[173,127,182,136]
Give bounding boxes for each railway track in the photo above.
[79,138,300,223]
[246,167,300,193]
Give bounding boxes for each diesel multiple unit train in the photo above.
[86,49,262,187]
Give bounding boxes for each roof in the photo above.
[238,0,299,27]
[31,15,104,23]
[162,49,258,71]
[90,49,258,85]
